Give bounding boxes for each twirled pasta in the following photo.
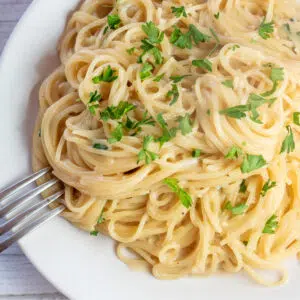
[32,0,300,286]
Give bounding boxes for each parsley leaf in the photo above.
[225,146,243,160]
[222,80,234,88]
[241,154,267,173]
[137,136,159,164]
[258,17,274,40]
[107,14,121,30]
[208,28,220,56]
[178,114,192,135]
[293,112,300,126]
[192,59,213,72]
[219,105,249,119]
[261,67,284,97]
[262,215,278,234]
[163,178,192,208]
[171,6,187,18]
[93,143,109,150]
[239,180,247,193]
[153,73,165,82]
[140,62,153,80]
[97,212,105,224]
[189,25,211,44]
[214,12,220,19]
[125,111,155,135]
[90,230,99,236]
[231,44,240,51]
[126,47,136,55]
[156,113,177,146]
[170,75,190,83]
[192,149,202,157]
[280,125,295,154]
[92,65,118,83]
[100,101,136,121]
[224,201,248,215]
[167,84,179,105]
[87,91,102,116]
[108,123,123,144]
[142,21,164,44]
[261,179,276,196]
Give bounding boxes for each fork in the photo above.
[0,167,65,253]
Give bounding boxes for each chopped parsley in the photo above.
[225,146,243,160]
[97,212,105,224]
[170,25,211,49]
[231,44,240,51]
[139,21,164,64]
[222,80,234,88]
[126,47,136,55]
[214,12,220,19]
[239,180,247,193]
[293,112,300,126]
[192,149,202,158]
[153,73,165,82]
[224,201,248,215]
[261,67,284,97]
[171,6,187,18]
[170,75,190,83]
[261,179,276,196]
[262,215,278,234]
[207,109,211,116]
[163,178,192,208]
[108,123,123,144]
[90,230,99,236]
[125,111,155,135]
[258,17,274,40]
[140,62,153,80]
[280,125,295,154]
[93,143,109,150]
[192,59,213,72]
[156,113,177,146]
[208,28,220,56]
[167,84,180,105]
[178,114,192,135]
[104,14,121,33]
[92,65,118,83]
[100,101,136,121]
[87,91,102,116]
[241,154,267,173]
[137,136,159,164]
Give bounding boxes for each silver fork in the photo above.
[0,168,65,253]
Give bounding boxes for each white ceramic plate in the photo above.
[1,1,300,299]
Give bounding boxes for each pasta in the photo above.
[32,0,300,286]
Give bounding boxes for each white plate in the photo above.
[1,1,300,299]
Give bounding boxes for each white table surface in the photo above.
[0,1,67,299]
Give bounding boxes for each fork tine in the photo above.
[0,178,59,218]
[0,205,64,253]
[0,190,64,235]
[0,167,51,203]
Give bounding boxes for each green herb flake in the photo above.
[222,80,234,88]
[225,146,243,160]
[262,215,278,234]
[126,47,136,55]
[224,201,248,215]
[93,143,109,150]
[90,230,99,236]
[100,101,136,121]
[261,179,276,197]
[261,67,284,97]
[163,178,192,208]
[140,62,154,80]
[156,113,178,146]
[107,14,121,30]
[125,111,155,135]
[192,59,213,72]
[153,73,165,82]
[293,112,300,126]
[192,149,202,158]
[170,75,190,83]
[92,65,118,83]
[178,114,192,136]
[108,123,123,144]
[171,6,187,18]
[137,136,159,164]
[97,213,105,224]
[231,44,240,51]
[241,154,267,173]
[239,180,247,193]
[167,84,179,105]
[214,12,220,19]
[87,91,102,116]
[207,109,211,116]
[258,17,274,40]
[280,125,295,154]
